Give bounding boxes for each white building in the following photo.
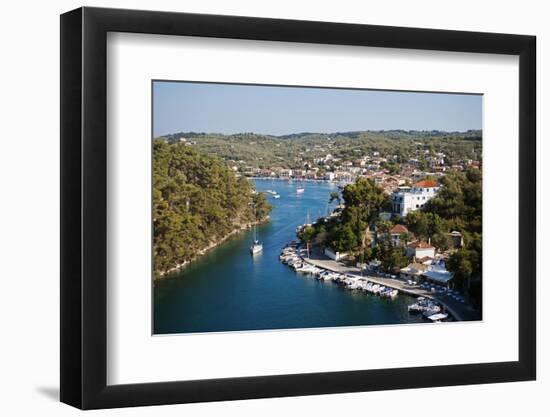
[325,172,336,181]
[324,247,348,261]
[391,179,440,216]
[406,240,436,259]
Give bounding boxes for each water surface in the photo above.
[154,179,424,334]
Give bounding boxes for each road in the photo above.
[303,251,481,322]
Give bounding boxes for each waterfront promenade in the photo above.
[303,252,481,322]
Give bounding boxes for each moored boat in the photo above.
[250,239,263,255]
[250,204,263,255]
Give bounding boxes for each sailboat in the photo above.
[250,205,263,255]
[250,238,263,255]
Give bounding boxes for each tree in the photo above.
[364,245,380,262]
[252,192,272,221]
[328,191,341,205]
[379,243,409,272]
[431,232,452,252]
[447,249,473,290]
[341,178,389,225]
[340,178,389,250]
[331,223,358,252]
[405,211,430,239]
[405,211,448,240]
[152,140,272,277]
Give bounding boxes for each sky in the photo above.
[153,81,482,137]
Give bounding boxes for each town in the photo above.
[162,130,482,322]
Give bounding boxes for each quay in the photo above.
[302,252,480,322]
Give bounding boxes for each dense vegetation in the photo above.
[163,130,482,172]
[298,169,483,306]
[426,169,483,305]
[298,177,390,258]
[153,140,271,278]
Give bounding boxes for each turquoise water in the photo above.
[153,179,424,334]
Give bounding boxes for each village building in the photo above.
[416,256,434,265]
[400,260,454,288]
[389,224,410,247]
[406,240,436,259]
[400,262,428,282]
[324,247,348,261]
[448,231,464,248]
[324,172,336,181]
[391,179,440,216]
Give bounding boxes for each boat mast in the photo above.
[253,204,257,242]
[306,211,310,259]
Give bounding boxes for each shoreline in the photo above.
[156,216,269,280]
[300,254,477,321]
[249,176,342,184]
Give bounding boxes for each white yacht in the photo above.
[250,205,263,255]
[250,239,263,255]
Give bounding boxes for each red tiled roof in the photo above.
[408,241,434,249]
[414,179,439,188]
[390,224,409,234]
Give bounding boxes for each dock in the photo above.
[301,253,480,322]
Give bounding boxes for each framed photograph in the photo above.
[60,6,536,409]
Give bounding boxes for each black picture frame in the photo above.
[60,6,536,410]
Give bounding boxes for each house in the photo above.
[324,247,347,261]
[416,256,434,265]
[406,241,436,259]
[389,224,409,247]
[391,179,440,216]
[448,231,464,248]
[400,262,428,281]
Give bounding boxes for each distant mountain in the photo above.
[157,129,481,173]
[160,129,482,142]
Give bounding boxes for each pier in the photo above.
[301,251,480,322]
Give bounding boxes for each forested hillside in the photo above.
[162,130,482,171]
[153,140,271,278]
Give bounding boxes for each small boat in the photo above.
[427,313,448,322]
[250,239,263,255]
[250,204,263,255]
[296,185,305,194]
[296,263,317,273]
[408,297,439,313]
[422,305,442,317]
[273,194,280,199]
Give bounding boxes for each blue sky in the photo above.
[153,81,482,137]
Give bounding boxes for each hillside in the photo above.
[153,139,271,277]
[160,130,482,171]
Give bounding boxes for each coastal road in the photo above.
[303,253,481,322]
